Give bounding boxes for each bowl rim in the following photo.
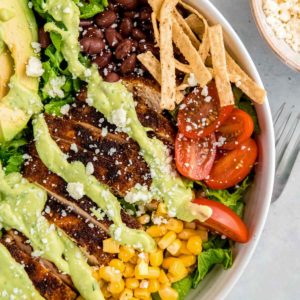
[184,0,275,299]
[250,0,300,72]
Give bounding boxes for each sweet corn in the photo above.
[158,231,177,249]
[101,285,112,299]
[178,229,199,240]
[167,239,182,256]
[120,288,133,300]
[123,263,135,278]
[198,230,208,242]
[166,219,184,233]
[125,278,139,289]
[138,214,151,225]
[179,241,193,255]
[137,252,149,264]
[107,279,125,294]
[134,288,151,300]
[187,235,202,255]
[92,269,101,281]
[145,267,160,279]
[159,285,179,300]
[168,260,188,281]
[146,225,168,237]
[109,259,125,272]
[162,257,178,269]
[99,266,121,282]
[103,238,120,253]
[149,248,163,267]
[158,269,170,284]
[157,203,168,215]
[179,255,197,267]
[184,221,196,229]
[118,245,136,262]
[135,260,149,277]
[129,253,138,265]
[148,279,160,293]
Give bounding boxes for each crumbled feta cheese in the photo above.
[60,104,70,115]
[45,76,66,98]
[31,42,41,53]
[26,57,44,77]
[63,6,71,14]
[84,68,92,77]
[187,73,198,87]
[201,85,209,97]
[86,162,94,175]
[70,143,78,153]
[111,108,127,128]
[66,182,85,200]
[86,97,94,106]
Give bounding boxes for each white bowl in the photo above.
[184,1,275,299]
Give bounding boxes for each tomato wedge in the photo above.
[177,81,233,139]
[175,133,216,181]
[216,109,254,150]
[205,139,258,189]
[193,198,249,243]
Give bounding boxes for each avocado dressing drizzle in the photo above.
[42,0,212,223]
[0,163,103,300]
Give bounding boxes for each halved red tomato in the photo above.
[205,139,258,189]
[177,81,233,139]
[193,198,249,243]
[175,133,216,181]
[216,109,254,150]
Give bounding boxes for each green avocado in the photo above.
[0,0,41,143]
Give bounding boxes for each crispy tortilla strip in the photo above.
[185,14,205,38]
[173,10,200,49]
[209,25,234,107]
[159,0,179,110]
[137,51,184,104]
[151,12,160,46]
[226,53,266,104]
[148,0,164,17]
[175,60,192,73]
[180,1,210,62]
[173,19,212,87]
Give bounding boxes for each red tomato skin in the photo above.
[193,198,249,243]
[205,139,258,190]
[175,133,216,181]
[217,109,254,150]
[177,82,234,139]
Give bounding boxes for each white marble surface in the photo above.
[208,0,300,299]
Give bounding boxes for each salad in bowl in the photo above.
[0,0,268,299]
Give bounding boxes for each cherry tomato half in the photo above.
[177,81,233,139]
[216,109,254,150]
[175,133,216,181]
[205,139,258,190]
[193,198,249,243]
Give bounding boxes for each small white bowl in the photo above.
[183,0,275,299]
[250,0,300,72]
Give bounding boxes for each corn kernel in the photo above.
[178,229,199,240]
[101,285,112,299]
[145,267,160,279]
[148,279,160,293]
[158,231,177,249]
[187,235,202,255]
[157,203,168,215]
[109,259,125,273]
[123,263,135,278]
[92,269,101,281]
[125,278,139,289]
[184,221,196,229]
[107,279,125,294]
[168,260,188,281]
[158,270,170,284]
[149,248,163,267]
[99,266,121,282]
[138,214,151,225]
[166,219,184,233]
[179,255,197,267]
[120,288,133,300]
[162,257,177,269]
[118,246,135,262]
[129,253,138,265]
[135,260,149,277]
[159,285,179,300]
[198,230,208,242]
[167,239,182,256]
[134,288,151,300]
[179,241,193,255]
[103,238,120,253]
[139,279,149,289]
[137,252,149,264]
[146,225,168,238]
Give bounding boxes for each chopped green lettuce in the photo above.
[73,0,108,19]
[192,248,233,288]
[172,275,193,300]
[44,97,74,116]
[238,99,260,134]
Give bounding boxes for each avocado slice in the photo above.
[0,0,42,143]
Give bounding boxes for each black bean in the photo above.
[105,28,123,48]
[38,28,51,49]
[105,72,120,82]
[84,27,103,39]
[92,52,112,69]
[132,28,146,40]
[80,37,105,54]
[95,10,117,28]
[119,18,133,37]
[120,54,137,74]
[80,19,93,27]
[115,0,137,10]
[115,39,132,59]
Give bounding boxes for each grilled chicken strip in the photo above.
[0,231,77,300]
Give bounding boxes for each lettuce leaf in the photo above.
[74,0,108,19]
[172,275,193,300]
[192,248,233,288]
[238,99,260,134]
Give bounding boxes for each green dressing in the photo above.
[0,164,103,300]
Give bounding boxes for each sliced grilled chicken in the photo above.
[1,231,77,300]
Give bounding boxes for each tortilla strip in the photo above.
[175,60,192,73]
[209,25,234,107]
[148,0,164,17]
[173,10,200,49]
[179,1,210,62]
[137,51,184,104]
[172,19,212,87]
[151,12,160,46]
[226,53,266,104]
[159,0,179,110]
[185,14,205,39]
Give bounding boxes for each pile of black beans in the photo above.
[79,0,158,82]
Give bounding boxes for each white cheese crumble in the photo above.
[60,104,70,115]
[45,76,66,98]
[70,143,78,153]
[31,42,41,53]
[86,162,94,175]
[263,0,300,52]
[26,57,44,77]
[111,108,127,128]
[66,182,85,200]
[187,73,198,87]
[63,6,71,14]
